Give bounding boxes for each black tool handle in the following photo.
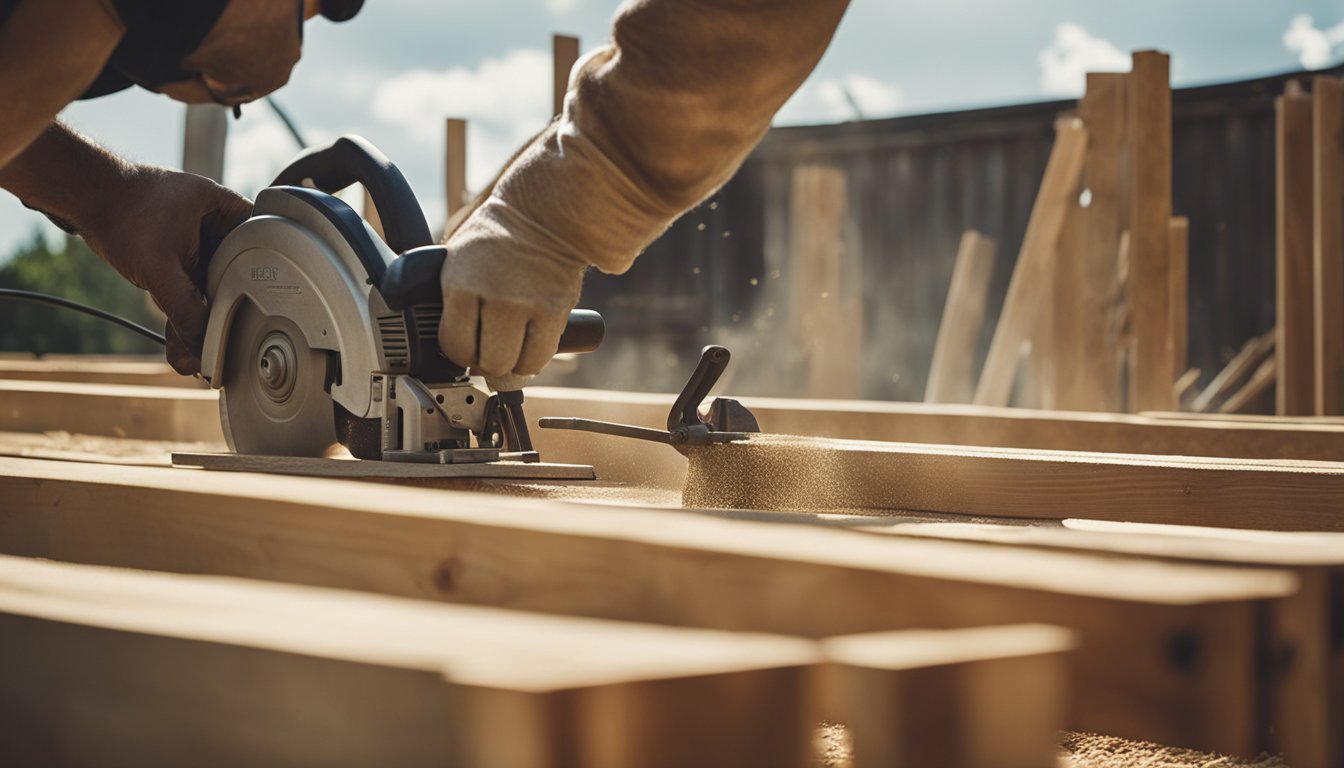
[381,246,605,356]
[272,135,432,254]
[668,346,730,433]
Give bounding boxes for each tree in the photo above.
[0,229,163,356]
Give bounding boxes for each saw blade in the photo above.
[219,302,339,457]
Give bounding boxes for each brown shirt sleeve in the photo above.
[459,0,851,276]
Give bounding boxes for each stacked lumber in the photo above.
[5,300,1344,766]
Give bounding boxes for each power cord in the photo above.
[0,288,167,346]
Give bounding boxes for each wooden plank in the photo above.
[24,381,1344,488]
[1220,356,1276,415]
[927,232,996,403]
[0,456,1297,754]
[1169,216,1189,377]
[684,434,1344,531]
[0,358,202,388]
[975,118,1088,406]
[552,34,580,117]
[1315,76,1344,415]
[0,380,224,442]
[1127,51,1175,412]
[1192,332,1275,412]
[171,452,595,480]
[1057,72,1129,412]
[361,184,386,241]
[445,117,468,225]
[790,165,861,399]
[820,625,1073,768]
[1277,87,1316,416]
[0,555,817,768]
[839,518,1343,768]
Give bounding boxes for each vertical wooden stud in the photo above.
[445,118,468,227]
[553,35,581,118]
[1277,85,1316,416]
[1169,216,1189,378]
[926,232,998,403]
[1126,51,1174,412]
[1313,76,1344,415]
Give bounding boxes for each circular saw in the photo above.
[178,136,603,479]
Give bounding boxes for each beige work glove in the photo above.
[437,0,850,387]
[81,166,253,375]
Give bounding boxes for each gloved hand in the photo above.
[437,175,589,382]
[81,166,252,375]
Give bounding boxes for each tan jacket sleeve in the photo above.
[470,0,851,276]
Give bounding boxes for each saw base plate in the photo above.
[171,452,596,480]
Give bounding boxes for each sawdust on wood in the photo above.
[812,726,1286,768]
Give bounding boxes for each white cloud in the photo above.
[775,73,904,125]
[545,0,578,13]
[1283,15,1344,70]
[1037,22,1130,97]
[370,49,552,191]
[224,110,334,197]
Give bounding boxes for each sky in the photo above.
[3,0,1343,259]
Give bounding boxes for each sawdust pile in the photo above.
[1062,732,1287,768]
[683,435,857,511]
[811,726,1287,767]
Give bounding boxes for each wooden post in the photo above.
[1277,85,1316,416]
[1314,76,1344,415]
[789,166,861,399]
[553,34,580,118]
[361,187,385,241]
[1169,216,1189,378]
[445,118,468,227]
[974,118,1088,406]
[1126,51,1174,412]
[182,104,228,183]
[1056,73,1130,412]
[926,231,997,403]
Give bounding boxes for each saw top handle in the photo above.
[382,245,605,355]
[271,135,432,255]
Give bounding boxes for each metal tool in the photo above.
[189,136,604,471]
[539,345,761,452]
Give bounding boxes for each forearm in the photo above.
[0,122,132,235]
[0,0,124,168]
[481,0,850,274]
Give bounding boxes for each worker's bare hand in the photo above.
[437,199,588,385]
[81,167,252,375]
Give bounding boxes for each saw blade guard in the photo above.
[199,186,396,421]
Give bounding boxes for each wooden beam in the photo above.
[23,380,1344,487]
[1315,76,1344,415]
[975,118,1088,406]
[1222,355,1277,415]
[0,555,817,768]
[1192,332,1275,412]
[1056,72,1129,412]
[0,358,203,388]
[1169,216,1189,378]
[790,165,861,399]
[361,184,386,241]
[838,518,1343,768]
[1127,51,1175,412]
[926,232,996,403]
[1277,86,1316,416]
[820,625,1073,768]
[445,117,468,225]
[684,434,1344,531]
[552,34,580,117]
[0,456,1296,754]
